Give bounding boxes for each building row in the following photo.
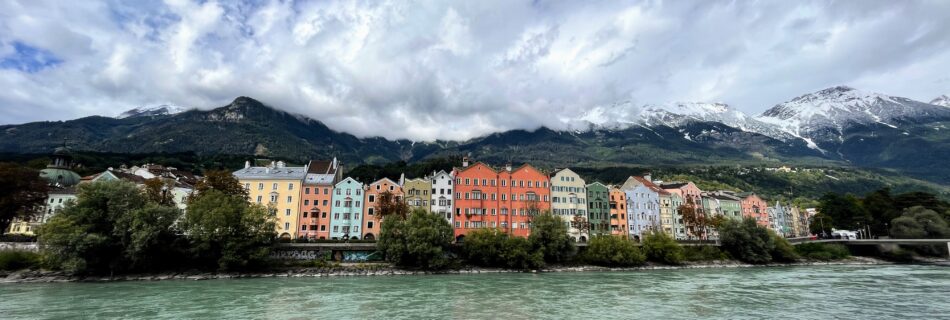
[232,157,815,242]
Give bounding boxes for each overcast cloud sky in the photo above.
[1,0,949,141]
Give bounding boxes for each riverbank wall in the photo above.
[3,256,933,284]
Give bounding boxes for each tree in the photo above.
[528,212,575,263]
[0,163,49,231]
[375,191,410,220]
[890,206,950,256]
[861,188,899,236]
[190,169,247,201]
[181,190,276,271]
[817,193,870,231]
[38,181,182,274]
[572,215,590,238]
[461,228,543,269]
[143,178,176,206]
[769,231,799,262]
[641,231,684,264]
[679,198,710,240]
[377,208,454,270]
[583,236,646,267]
[718,218,775,264]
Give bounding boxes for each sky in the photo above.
[1,0,950,141]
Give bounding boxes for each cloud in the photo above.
[1,0,950,141]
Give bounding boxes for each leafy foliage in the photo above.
[180,190,276,271]
[795,243,850,261]
[460,228,543,270]
[813,188,950,237]
[582,236,646,267]
[718,218,775,264]
[0,163,48,231]
[0,250,40,270]
[682,246,729,261]
[190,169,248,201]
[889,206,950,256]
[38,181,183,274]
[377,208,455,270]
[641,231,684,265]
[528,213,576,263]
[375,191,410,220]
[769,231,800,262]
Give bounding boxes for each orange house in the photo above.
[452,160,551,240]
[362,178,403,240]
[739,192,769,227]
[609,186,628,237]
[298,159,342,240]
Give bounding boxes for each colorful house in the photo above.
[329,177,364,240]
[585,182,610,237]
[403,175,431,213]
[623,176,662,241]
[661,181,704,239]
[657,191,675,236]
[551,168,588,242]
[738,192,769,227]
[234,161,306,239]
[429,170,454,222]
[362,178,403,240]
[609,186,628,237]
[298,158,342,240]
[452,159,550,240]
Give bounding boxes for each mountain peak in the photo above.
[931,95,950,107]
[116,104,189,119]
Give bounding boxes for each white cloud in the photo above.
[1,0,950,141]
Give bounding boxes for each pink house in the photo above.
[739,192,769,227]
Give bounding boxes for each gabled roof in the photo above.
[586,181,608,189]
[335,176,363,187]
[453,161,498,175]
[629,176,668,194]
[659,182,689,189]
[369,177,400,187]
[509,163,547,176]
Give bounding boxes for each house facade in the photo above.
[403,177,431,213]
[661,182,704,239]
[429,170,454,222]
[551,168,588,242]
[585,182,610,237]
[329,177,364,240]
[234,161,306,239]
[609,186,628,237]
[298,159,342,240]
[624,176,662,241]
[452,160,550,240]
[739,192,769,227]
[362,178,403,240]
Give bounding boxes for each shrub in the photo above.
[377,208,454,270]
[528,213,576,263]
[0,250,40,270]
[769,232,799,263]
[718,218,774,264]
[683,246,728,261]
[795,243,850,261]
[583,236,646,267]
[879,248,915,263]
[641,231,684,265]
[461,229,542,270]
[181,190,276,272]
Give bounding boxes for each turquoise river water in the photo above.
[1,265,948,319]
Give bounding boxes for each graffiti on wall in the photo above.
[270,249,330,260]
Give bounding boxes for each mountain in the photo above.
[931,95,950,107]
[117,104,190,119]
[2,87,950,184]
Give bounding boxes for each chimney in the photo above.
[245,161,251,169]
[332,157,338,170]
[505,162,512,172]
[399,173,405,186]
[643,173,651,183]
[462,156,469,167]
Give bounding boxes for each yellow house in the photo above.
[234,161,306,239]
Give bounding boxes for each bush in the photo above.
[181,190,276,272]
[683,246,728,261]
[879,248,915,263]
[769,232,799,263]
[528,213,576,263]
[583,236,646,267]
[377,208,454,270]
[0,250,40,270]
[461,229,542,270]
[718,218,774,264]
[795,243,850,261]
[641,231,684,265]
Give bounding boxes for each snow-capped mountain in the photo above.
[931,95,950,107]
[117,104,190,119]
[756,86,950,137]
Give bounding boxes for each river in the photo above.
[1,265,948,319]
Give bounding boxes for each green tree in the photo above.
[583,236,646,267]
[143,177,176,206]
[181,190,276,271]
[817,193,870,231]
[377,208,454,270]
[718,218,774,264]
[0,163,49,231]
[461,228,542,269]
[528,213,575,263]
[769,231,799,262]
[641,231,684,264]
[38,181,182,274]
[889,206,950,256]
[190,169,248,201]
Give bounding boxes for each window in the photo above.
[272,183,278,190]
[305,188,310,195]
[333,226,339,232]
[368,221,374,229]
[256,196,262,203]
[324,188,329,194]
[336,189,341,195]
[286,209,291,216]
[301,225,307,231]
[270,195,277,202]
[322,212,327,218]
[369,195,375,202]
[323,200,328,206]
[356,201,360,207]
[368,208,375,216]
[321,225,326,231]
[390,185,394,191]
[304,200,310,206]
[284,222,290,230]
[356,189,361,195]
[287,196,292,203]
[245,183,250,190]
[303,212,309,218]
[258,183,264,190]
[502,180,506,187]
[288,183,294,191]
